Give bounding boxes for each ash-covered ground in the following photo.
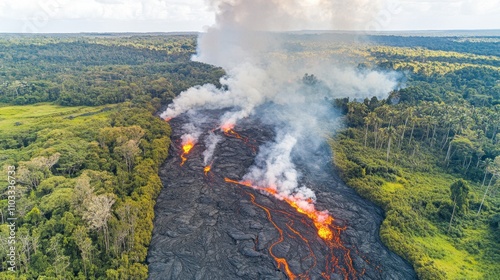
[147,112,416,280]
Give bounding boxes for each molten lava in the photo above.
[222,126,244,140]
[286,198,334,241]
[204,165,211,175]
[247,192,297,280]
[224,178,333,241]
[180,140,194,166]
[219,123,258,154]
[225,177,358,279]
[221,122,235,132]
[178,125,359,278]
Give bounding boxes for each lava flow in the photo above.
[222,124,244,140]
[225,177,356,279]
[220,123,257,152]
[224,178,334,241]
[246,191,297,280]
[204,165,211,175]
[180,138,195,166]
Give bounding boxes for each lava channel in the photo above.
[220,123,257,152]
[225,178,358,280]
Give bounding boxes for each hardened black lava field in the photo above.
[147,111,416,280]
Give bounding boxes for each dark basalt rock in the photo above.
[147,112,417,280]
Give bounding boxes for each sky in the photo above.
[0,0,499,33]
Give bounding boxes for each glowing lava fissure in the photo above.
[226,178,358,280]
[220,123,258,152]
[247,192,297,280]
[180,139,195,166]
[224,177,334,241]
[204,164,211,175]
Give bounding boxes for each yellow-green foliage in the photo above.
[331,138,500,280]
[0,103,113,133]
[0,102,171,279]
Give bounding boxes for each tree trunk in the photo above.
[386,137,392,161]
[409,122,415,146]
[465,156,472,172]
[424,121,430,141]
[445,141,453,165]
[399,116,409,149]
[448,196,457,233]
[103,223,110,254]
[441,125,452,149]
[477,175,495,215]
[481,170,488,187]
[364,124,369,147]
[431,124,437,147]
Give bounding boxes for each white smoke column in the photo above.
[161,0,402,217]
[203,132,223,165]
[180,123,202,146]
[161,63,287,128]
[196,0,385,69]
[242,132,331,222]
[317,66,401,100]
[244,133,315,200]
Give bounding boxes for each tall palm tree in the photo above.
[386,126,396,161]
[364,112,377,147]
[398,107,413,149]
[478,156,500,214]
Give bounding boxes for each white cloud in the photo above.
[386,0,500,30]
[460,0,500,15]
[3,0,209,21]
[0,0,498,32]
[0,0,214,32]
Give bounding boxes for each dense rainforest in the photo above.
[0,34,224,279]
[330,37,500,279]
[0,33,499,279]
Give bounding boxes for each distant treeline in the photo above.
[368,35,500,57]
[0,35,224,106]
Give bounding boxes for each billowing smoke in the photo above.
[243,132,318,201]
[162,0,400,218]
[196,0,385,69]
[180,122,202,147]
[161,63,399,127]
[203,132,223,165]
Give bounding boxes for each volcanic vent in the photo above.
[147,110,416,280]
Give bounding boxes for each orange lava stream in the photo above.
[224,128,244,140]
[180,141,194,166]
[220,124,257,152]
[225,177,358,279]
[204,165,211,175]
[286,222,317,278]
[224,178,333,241]
[247,192,297,280]
[223,126,249,143]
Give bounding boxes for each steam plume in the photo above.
[203,132,223,165]
[162,0,400,218]
[180,122,202,147]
